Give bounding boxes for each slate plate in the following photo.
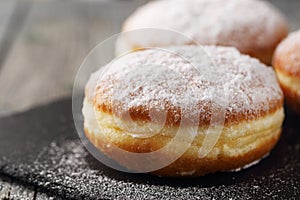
[0,98,299,199]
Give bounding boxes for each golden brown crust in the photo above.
[275,69,300,114]
[154,130,280,177]
[95,100,283,127]
[84,126,281,177]
[280,83,300,114]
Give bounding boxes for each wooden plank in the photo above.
[0,1,31,70]
[0,0,16,44]
[0,0,146,117]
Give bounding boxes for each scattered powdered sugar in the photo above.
[123,0,287,53]
[90,45,282,124]
[4,137,298,199]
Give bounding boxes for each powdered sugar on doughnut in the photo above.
[274,30,300,75]
[89,46,282,125]
[122,0,287,53]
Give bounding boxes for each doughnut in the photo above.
[117,0,288,65]
[83,46,284,177]
[273,30,300,114]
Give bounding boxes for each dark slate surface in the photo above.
[0,98,299,199]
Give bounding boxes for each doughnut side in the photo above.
[273,30,300,113]
[275,69,300,114]
[94,97,283,128]
[83,98,284,177]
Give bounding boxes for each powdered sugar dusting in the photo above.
[274,30,300,74]
[123,0,287,53]
[89,46,282,125]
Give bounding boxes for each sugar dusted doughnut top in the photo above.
[87,46,283,126]
[120,0,288,63]
[273,30,300,77]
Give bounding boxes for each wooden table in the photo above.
[0,0,299,199]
